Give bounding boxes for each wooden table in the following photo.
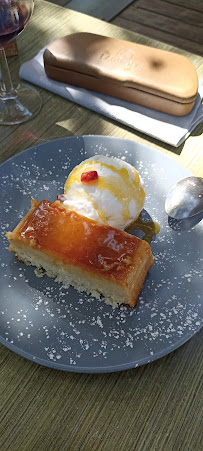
[0,1,202,449]
[112,0,203,57]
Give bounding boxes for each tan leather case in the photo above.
[43,32,198,116]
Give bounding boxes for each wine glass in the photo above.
[0,0,42,125]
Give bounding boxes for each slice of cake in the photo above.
[6,199,153,308]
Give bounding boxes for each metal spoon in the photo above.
[165,176,203,220]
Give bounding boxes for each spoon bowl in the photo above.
[165,176,203,220]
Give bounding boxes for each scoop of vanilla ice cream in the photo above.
[63,155,145,230]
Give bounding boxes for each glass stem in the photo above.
[0,47,16,97]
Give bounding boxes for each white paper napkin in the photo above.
[19,46,203,147]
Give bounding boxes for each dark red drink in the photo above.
[0,0,33,47]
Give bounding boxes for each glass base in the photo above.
[0,82,42,125]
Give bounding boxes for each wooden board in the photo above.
[111,0,203,55]
[135,0,203,27]
[163,0,203,10]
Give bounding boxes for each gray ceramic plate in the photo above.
[0,136,202,373]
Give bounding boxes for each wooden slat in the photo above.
[116,6,202,44]
[162,0,203,13]
[111,14,203,55]
[134,0,203,27]
[110,0,203,55]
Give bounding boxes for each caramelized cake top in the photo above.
[15,200,144,280]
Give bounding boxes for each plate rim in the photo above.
[0,134,193,177]
[0,326,202,373]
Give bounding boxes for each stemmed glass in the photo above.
[0,0,42,125]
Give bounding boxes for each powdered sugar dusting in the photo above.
[0,136,202,372]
